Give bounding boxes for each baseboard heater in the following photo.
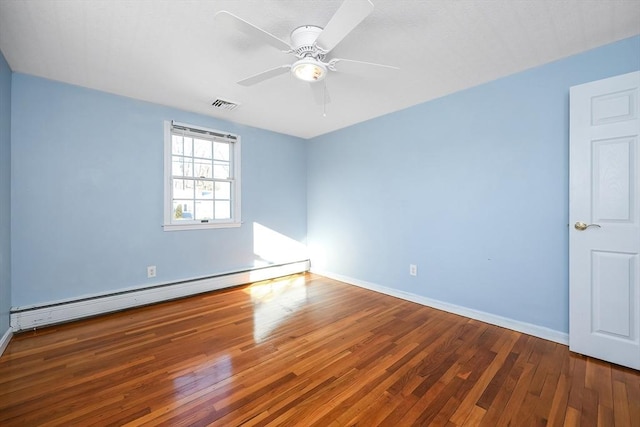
[11,260,310,332]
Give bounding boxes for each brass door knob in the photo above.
[575,221,601,231]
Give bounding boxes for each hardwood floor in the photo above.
[1,273,638,426]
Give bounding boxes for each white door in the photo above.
[569,71,640,370]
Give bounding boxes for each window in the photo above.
[163,121,241,230]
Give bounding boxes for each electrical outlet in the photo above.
[147,265,156,278]
[409,264,417,276]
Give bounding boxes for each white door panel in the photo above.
[569,71,640,370]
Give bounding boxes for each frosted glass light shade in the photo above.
[291,58,327,82]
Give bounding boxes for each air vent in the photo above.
[211,99,239,111]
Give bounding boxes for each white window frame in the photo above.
[163,120,241,231]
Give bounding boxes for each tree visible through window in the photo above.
[164,121,241,230]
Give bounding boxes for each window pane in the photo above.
[171,157,183,176]
[173,200,194,220]
[195,180,214,200]
[214,142,230,161]
[215,181,231,199]
[172,135,183,155]
[173,179,194,199]
[195,201,214,220]
[194,138,212,159]
[215,201,231,219]
[213,161,230,179]
[183,137,193,156]
[194,159,212,179]
[172,156,193,177]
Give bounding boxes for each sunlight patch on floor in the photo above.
[247,275,308,343]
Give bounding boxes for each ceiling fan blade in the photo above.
[237,65,292,86]
[215,11,292,52]
[330,58,399,74]
[315,0,374,54]
[310,81,331,106]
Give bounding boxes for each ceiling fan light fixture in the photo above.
[291,58,327,82]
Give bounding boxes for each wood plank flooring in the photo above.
[1,273,638,426]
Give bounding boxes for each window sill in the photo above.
[163,221,242,231]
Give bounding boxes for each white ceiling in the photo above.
[1,1,639,139]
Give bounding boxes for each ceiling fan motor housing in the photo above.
[291,25,325,60]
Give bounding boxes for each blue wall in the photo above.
[307,35,640,334]
[0,51,11,334]
[11,75,307,307]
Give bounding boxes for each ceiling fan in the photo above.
[215,0,398,107]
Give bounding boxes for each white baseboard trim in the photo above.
[11,260,310,332]
[312,269,569,346]
[0,327,12,357]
